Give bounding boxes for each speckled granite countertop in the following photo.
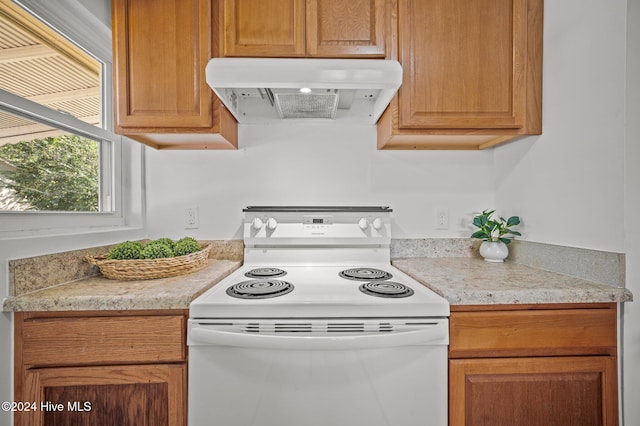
[392,257,633,305]
[2,260,241,312]
[3,256,633,312]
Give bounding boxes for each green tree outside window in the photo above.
[0,135,99,212]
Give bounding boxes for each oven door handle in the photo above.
[189,325,447,350]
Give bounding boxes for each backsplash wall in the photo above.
[144,124,495,241]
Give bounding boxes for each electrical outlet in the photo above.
[435,207,449,230]
[185,206,199,229]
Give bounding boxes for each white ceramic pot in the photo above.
[479,241,509,262]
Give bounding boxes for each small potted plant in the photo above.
[470,210,521,262]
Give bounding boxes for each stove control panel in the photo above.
[243,207,391,246]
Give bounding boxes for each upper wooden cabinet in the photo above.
[378,0,543,150]
[112,0,237,149]
[223,0,386,58]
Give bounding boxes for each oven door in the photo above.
[188,319,448,426]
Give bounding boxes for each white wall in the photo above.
[494,0,627,252]
[624,0,640,423]
[145,125,494,240]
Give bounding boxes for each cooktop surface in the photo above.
[190,263,449,319]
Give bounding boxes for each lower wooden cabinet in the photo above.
[14,305,620,425]
[23,364,186,426]
[14,310,188,426]
[450,356,617,426]
[449,304,619,426]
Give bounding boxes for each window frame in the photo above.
[0,0,144,235]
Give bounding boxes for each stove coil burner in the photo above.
[339,268,393,281]
[244,267,287,278]
[226,279,294,299]
[359,282,415,298]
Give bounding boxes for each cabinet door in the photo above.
[450,356,618,426]
[113,0,214,129]
[112,0,237,149]
[398,0,528,129]
[306,0,386,57]
[223,0,306,57]
[21,364,186,426]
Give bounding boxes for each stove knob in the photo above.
[372,218,383,230]
[251,217,263,230]
[266,217,278,230]
[358,217,370,230]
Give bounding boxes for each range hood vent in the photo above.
[206,58,402,125]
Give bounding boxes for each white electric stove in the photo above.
[188,206,449,426]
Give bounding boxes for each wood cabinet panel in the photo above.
[22,364,186,426]
[45,382,167,425]
[377,0,543,150]
[113,0,212,128]
[450,356,618,426]
[449,306,617,358]
[21,315,185,367]
[223,0,385,58]
[112,0,237,149]
[306,0,386,57]
[223,0,306,57]
[398,0,526,129]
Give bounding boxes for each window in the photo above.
[0,0,141,233]
[0,0,108,213]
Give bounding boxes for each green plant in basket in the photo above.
[174,237,202,256]
[470,210,521,244]
[140,241,174,259]
[107,241,144,260]
[150,237,176,250]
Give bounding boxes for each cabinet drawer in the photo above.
[449,307,617,358]
[21,315,186,366]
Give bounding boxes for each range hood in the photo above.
[205,58,402,125]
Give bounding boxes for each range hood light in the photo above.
[206,58,402,125]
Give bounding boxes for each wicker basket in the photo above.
[85,244,212,281]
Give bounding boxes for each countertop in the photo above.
[3,257,632,312]
[392,257,633,305]
[2,259,241,312]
